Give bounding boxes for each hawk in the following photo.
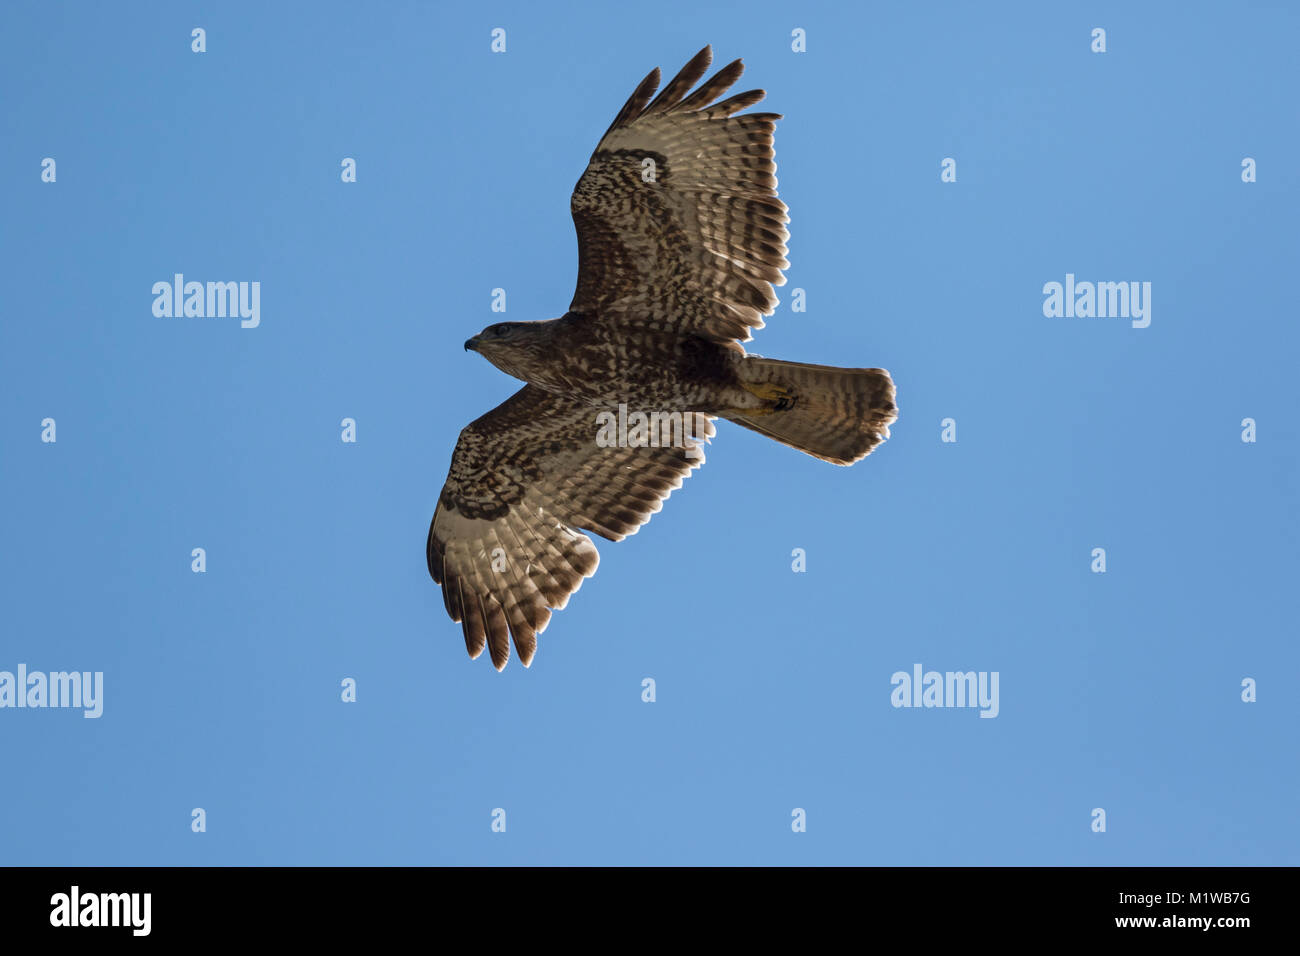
[428,46,897,670]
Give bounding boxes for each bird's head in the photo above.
[464,321,551,381]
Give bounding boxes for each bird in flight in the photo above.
[427,46,897,670]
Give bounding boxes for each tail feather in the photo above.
[727,357,897,465]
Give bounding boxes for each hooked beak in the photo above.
[464,335,481,352]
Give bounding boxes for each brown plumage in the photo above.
[428,46,898,670]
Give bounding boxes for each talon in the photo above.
[742,382,797,411]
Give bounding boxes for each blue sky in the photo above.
[1,1,1296,865]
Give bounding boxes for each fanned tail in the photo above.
[726,357,897,465]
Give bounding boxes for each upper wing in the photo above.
[569,45,790,348]
[427,385,713,670]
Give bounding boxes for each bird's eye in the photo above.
[492,325,507,337]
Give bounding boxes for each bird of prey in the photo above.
[427,46,897,670]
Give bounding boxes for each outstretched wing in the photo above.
[569,45,790,348]
[427,385,713,670]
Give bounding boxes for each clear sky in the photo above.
[2,1,1296,865]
